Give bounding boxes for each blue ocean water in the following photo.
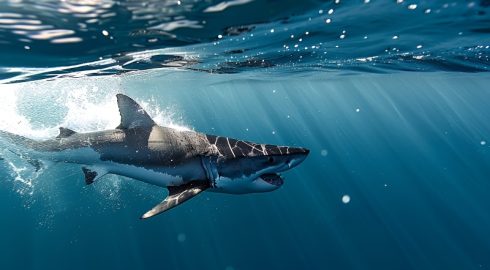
[0,1,490,269]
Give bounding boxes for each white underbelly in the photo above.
[105,162,187,187]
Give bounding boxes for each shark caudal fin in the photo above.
[0,130,54,173]
[0,130,38,151]
[141,181,210,219]
[116,94,156,129]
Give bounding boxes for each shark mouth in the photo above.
[259,173,284,187]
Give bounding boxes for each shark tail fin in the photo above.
[141,180,210,219]
[0,130,48,171]
[0,130,38,152]
[0,132,54,179]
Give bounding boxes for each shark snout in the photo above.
[285,147,309,169]
[288,147,310,155]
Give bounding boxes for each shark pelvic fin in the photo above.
[141,180,210,219]
[116,94,155,129]
[82,166,108,185]
[56,127,77,138]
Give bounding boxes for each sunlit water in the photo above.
[0,1,490,269]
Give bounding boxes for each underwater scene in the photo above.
[1,0,490,269]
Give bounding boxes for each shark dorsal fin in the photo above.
[57,127,77,138]
[116,94,156,129]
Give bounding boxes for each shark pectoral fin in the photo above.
[141,180,210,219]
[82,166,108,185]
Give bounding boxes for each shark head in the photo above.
[205,135,309,193]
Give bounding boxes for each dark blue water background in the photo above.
[0,1,490,269]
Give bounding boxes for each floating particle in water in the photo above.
[481,140,487,146]
[340,34,345,39]
[342,195,351,204]
[397,0,404,3]
[272,89,276,93]
[318,9,324,14]
[24,45,30,50]
[417,44,423,49]
[425,9,431,14]
[290,34,294,39]
[272,131,276,135]
[102,30,109,36]
[177,233,186,242]
[270,29,274,33]
[356,108,360,112]
[328,9,334,15]
[408,4,417,10]
[218,34,223,39]
[392,35,399,40]
[320,149,328,156]
[325,18,332,24]
[364,0,370,3]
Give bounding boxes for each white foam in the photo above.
[0,81,190,138]
[0,84,53,139]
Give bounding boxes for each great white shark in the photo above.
[0,94,309,219]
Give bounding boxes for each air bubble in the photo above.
[408,4,417,10]
[342,195,351,204]
[177,233,186,242]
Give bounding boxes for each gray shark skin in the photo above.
[0,94,309,219]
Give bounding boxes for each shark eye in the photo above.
[268,157,275,163]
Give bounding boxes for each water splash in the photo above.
[0,77,190,198]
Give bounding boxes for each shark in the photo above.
[0,94,309,219]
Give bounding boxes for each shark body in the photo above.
[0,94,309,218]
